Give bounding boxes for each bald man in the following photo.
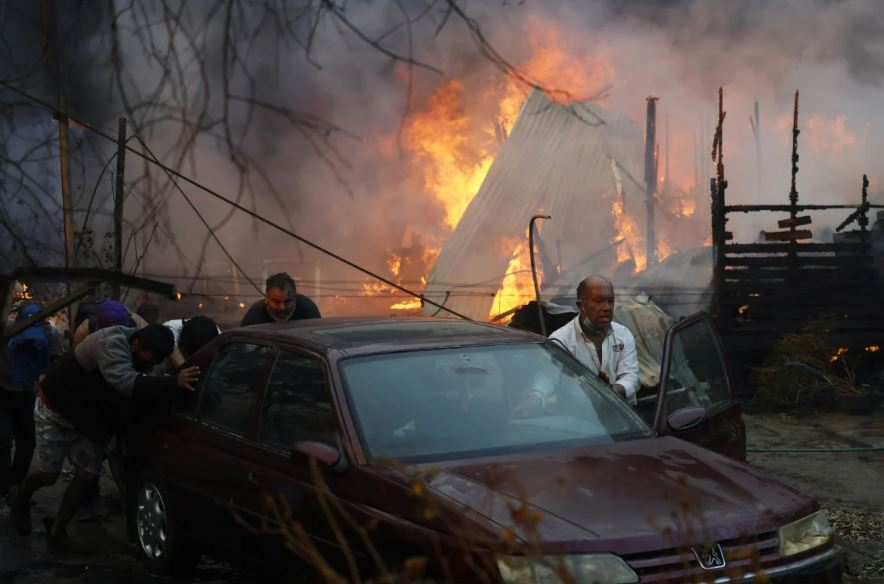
[548,276,640,404]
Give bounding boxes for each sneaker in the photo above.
[9,493,32,536]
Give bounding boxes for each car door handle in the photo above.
[247,471,262,486]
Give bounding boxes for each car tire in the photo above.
[132,468,201,576]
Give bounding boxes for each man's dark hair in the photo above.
[179,316,220,359]
[132,324,175,359]
[265,272,295,294]
[137,301,160,325]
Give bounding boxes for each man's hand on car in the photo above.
[597,372,626,399]
[177,366,200,391]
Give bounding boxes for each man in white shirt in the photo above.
[548,275,640,404]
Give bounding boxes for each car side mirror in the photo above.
[667,406,706,431]
[291,441,347,472]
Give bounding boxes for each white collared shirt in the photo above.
[548,316,641,403]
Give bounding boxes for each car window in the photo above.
[664,318,731,416]
[258,351,337,450]
[199,342,271,436]
[340,342,651,463]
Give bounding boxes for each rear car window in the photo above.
[258,351,337,449]
[198,342,271,436]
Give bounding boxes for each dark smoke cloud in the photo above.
[2,1,883,306]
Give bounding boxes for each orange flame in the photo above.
[387,253,403,279]
[403,79,495,230]
[489,237,536,321]
[611,199,646,273]
[361,281,390,297]
[391,298,422,311]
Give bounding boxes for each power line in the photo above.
[131,133,264,297]
[0,81,471,321]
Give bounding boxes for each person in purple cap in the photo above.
[0,303,50,499]
[71,300,146,348]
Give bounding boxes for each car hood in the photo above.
[419,436,816,554]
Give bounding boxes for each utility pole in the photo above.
[112,118,127,299]
[44,0,77,326]
[45,0,75,269]
[644,96,659,267]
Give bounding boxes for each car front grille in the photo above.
[622,531,780,583]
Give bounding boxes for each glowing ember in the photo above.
[866,345,880,353]
[489,238,536,321]
[361,281,390,297]
[391,298,422,311]
[175,291,183,302]
[830,347,848,363]
[387,253,403,278]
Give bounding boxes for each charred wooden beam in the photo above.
[1,283,97,341]
[8,267,175,297]
[710,87,728,322]
[836,175,872,234]
[725,203,884,213]
[777,215,812,228]
[789,90,800,210]
[724,242,867,254]
[762,229,812,242]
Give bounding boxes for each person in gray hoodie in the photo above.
[10,324,199,552]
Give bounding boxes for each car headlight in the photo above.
[779,510,833,557]
[497,554,638,584]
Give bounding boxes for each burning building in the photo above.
[419,88,702,322]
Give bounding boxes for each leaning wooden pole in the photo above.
[644,96,659,267]
[112,117,127,300]
[46,1,75,269]
[45,0,77,325]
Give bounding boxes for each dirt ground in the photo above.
[745,411,884,583]
[1,411,882,583]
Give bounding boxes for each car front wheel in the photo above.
[133,469,200,576]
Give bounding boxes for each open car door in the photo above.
[653,312,746,460]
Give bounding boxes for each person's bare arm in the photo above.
[168,345,185,368]
[72,320,90,347]
[129,312,148,328]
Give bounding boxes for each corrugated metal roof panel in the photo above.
[423,89,645,320]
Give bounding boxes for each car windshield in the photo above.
[339,342,652,463]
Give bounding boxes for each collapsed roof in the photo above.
[422,89,646,321]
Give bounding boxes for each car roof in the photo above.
[221,316,545,356]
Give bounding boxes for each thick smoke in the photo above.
[3,1,883,312]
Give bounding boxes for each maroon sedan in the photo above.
[122,314,841,583]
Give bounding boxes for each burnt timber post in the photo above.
[113,117,127,300]
[644,96,659,267]
[787,90,801,270]
[711,88,727,322]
